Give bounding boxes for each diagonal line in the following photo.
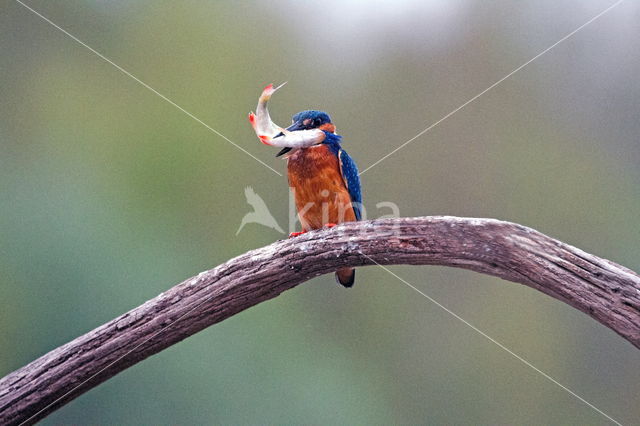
[361,253,622,425]
[13,1,624,423]
[358,0,626,176]
[18,273,218,425]
[15,0,283,177]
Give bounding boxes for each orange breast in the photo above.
[287,145,356,231]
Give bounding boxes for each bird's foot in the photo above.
[289,230,307,238]
[324,223,337,229]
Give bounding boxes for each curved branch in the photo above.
[1,216,639,424]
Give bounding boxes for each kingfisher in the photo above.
[275,110,362,287]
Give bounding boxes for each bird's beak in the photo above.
[274,120,306,139]
[274,121,305,157]
[276,147,292,157]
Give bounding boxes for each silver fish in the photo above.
[248,83,325,149]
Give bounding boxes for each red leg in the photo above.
[324,223,337,228]
[289,230,307,238]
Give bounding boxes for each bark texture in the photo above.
[1,216,639,425]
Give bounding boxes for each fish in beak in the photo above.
[272,119,310,156]
[248,83,325,153]
[273,119,307,138]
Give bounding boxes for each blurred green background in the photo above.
[1,0,639,424]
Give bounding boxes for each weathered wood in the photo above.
[1,216,639,425]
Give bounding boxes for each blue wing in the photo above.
[338,148,362,221]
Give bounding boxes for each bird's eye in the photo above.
[313,118,322,127]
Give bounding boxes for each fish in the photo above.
[248,83,325,149]
[248,82,284,139]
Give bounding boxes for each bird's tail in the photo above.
[335,268,355,288]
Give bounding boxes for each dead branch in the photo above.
[1,216,639,425]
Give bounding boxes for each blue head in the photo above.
[287,110,334,132]
[275,110,340,156]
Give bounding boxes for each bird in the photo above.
[236,186,285,235]
[275,110,362,287]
